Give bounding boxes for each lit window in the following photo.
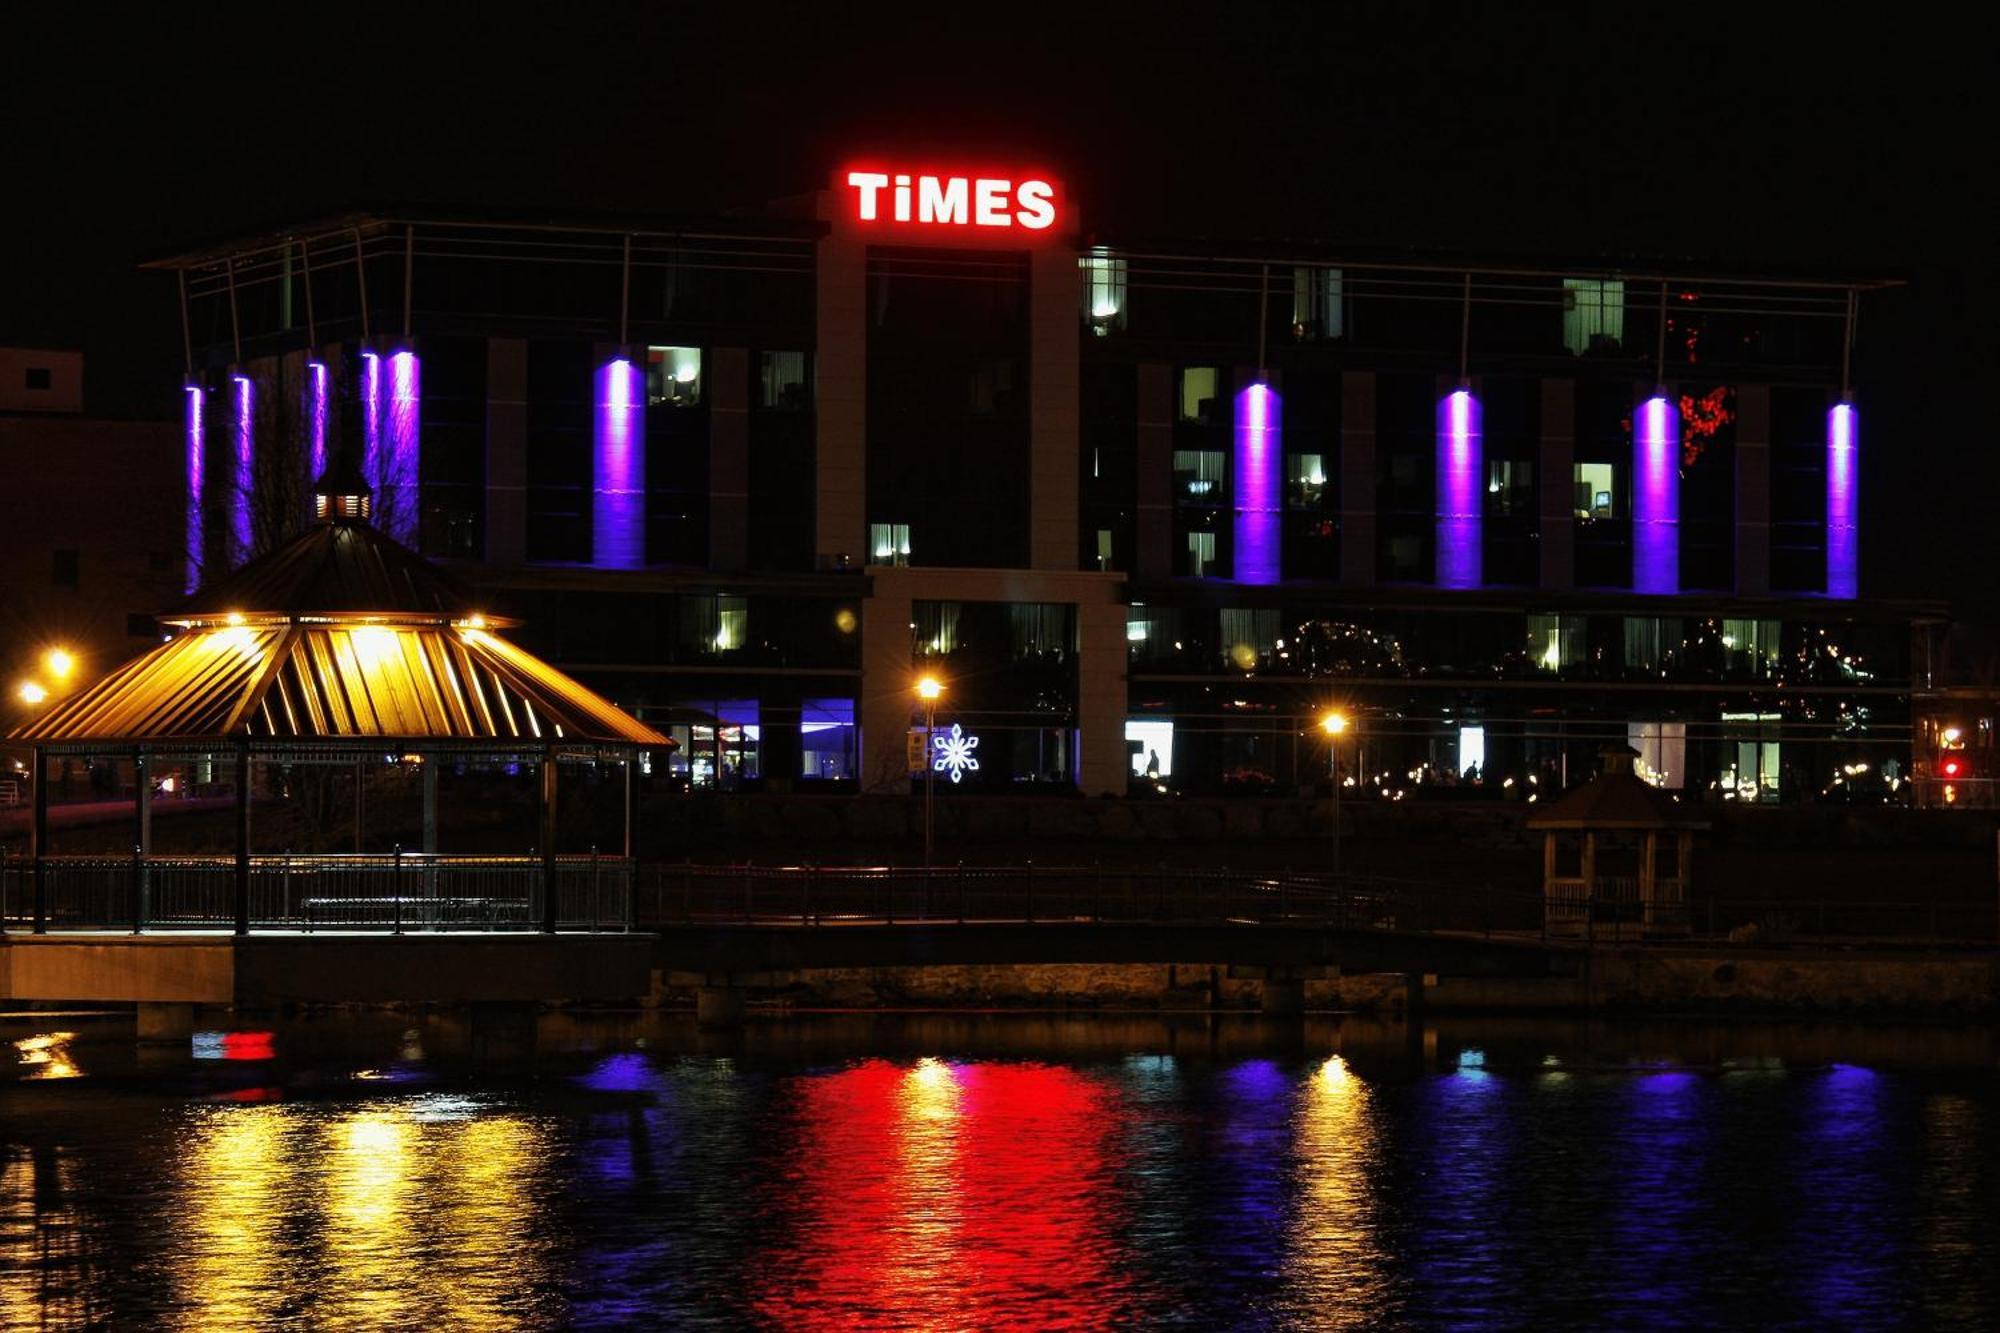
[1186,532,1216,579]
[712,597,747,652]
[1562,279,1625,356]
[1287,453,1327,508]
[1292,267,1344,340]
[1628,721,1687,789]
[1126,719,1174,778]
[646,346,702,406]
[1172,449,1226,503]
[758,351,808,410]
[1573,462,1618,519]
[1082,247,1128,334]
[1487,460,1534,516]
[800,698,857,781]
[869,522,911,566]
[1095,528,1115,571]
[1178,367,1219,424]
[1220,608,1279,670]
[1527,614,1583,672]
[1721,618,1780,675]
[1457,726,1486,781]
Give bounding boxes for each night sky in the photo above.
[5,5,1988,634]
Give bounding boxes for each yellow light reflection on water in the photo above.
[178,1106,294,1330]
[13,1032,80,1080]
[167,1098,554,1331]
[1286,1055,1388,1325]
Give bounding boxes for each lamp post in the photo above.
[916,676,943,876]
[1321,710,1349,882]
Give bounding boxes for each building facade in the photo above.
[146,174,1936,806]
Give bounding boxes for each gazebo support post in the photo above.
[539,749,559,934]
[134,747,152,933]
[1639,830,1658,932]
[30,747,48,934]
[233,743,252,936]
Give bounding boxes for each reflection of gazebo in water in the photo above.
[1526,745,1708,936]
[9,462,668,935]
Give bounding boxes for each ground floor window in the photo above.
[801,698,857,781]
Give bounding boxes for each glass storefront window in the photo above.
[800,698,856,781]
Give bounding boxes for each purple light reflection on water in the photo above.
[1633,394,1680,594]
[593,358,646,569]
[1233,383,1280,585]
[1436,389,1482,588]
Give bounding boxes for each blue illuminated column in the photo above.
[1826,403,1858,598]
[592,357,646,569]
[384,350,421,545]
[231,374,255,565]
[307,359,329,485]
[1632,394,1680,594]
[183,381,205,593]
[1435,388,1482,588]
[1233,381,1280,585]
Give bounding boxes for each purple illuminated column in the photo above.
[384,350,421,544]
[1233,382,1280,584]
[184,383,205,593]
[1435,389,1483,588]
[231,374,255,564]
[361,350,383,495]
[592,357,647,568]
[1826,403,1858,598]
[307,359,329,484]
[1632,394,1680,594]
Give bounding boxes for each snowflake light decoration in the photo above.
[931,722,980,784]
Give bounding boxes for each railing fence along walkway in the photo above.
[0,850,631,933]
[0,852,1990,943]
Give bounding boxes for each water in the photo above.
[2,1011,1997,1330]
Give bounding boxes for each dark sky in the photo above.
[3,4,1988,622]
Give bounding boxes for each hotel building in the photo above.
[145,171,1936,804]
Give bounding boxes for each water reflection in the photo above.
[1,1015,1997,1329]
[166,1098,558,1330]
[1280,1055,1388,1327]
[758,1058,1130,1329]
[13,1032,80,1080]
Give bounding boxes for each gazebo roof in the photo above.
[10,468,667,750]
[1525,746,1710,831]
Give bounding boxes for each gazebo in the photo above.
[1526,745,1708,937]
[8,463,668,935]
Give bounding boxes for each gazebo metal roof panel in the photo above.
[1526,772,1709,830]
[11,623,667,747]
[170,521,480,622]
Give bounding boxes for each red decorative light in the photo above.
[1942,757,1963,778]
[1678,386,1735,466]
[222,1031,276,1060]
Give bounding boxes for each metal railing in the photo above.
[0,852,632,933]
[630,862,1544,936]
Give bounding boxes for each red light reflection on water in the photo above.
[755,1058,1130,1330]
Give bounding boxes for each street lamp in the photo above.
[18,681,48,705]
[44,649,75,681]
[1321,710,1349,882]
[916,676,944,876]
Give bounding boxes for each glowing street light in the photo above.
[915,676,944,877]
[18,681,48,705]
[44,648,75,680]
[1321,710,1352,882]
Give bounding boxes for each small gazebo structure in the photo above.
[8,462,668,935]
[1526,745,1708,937]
